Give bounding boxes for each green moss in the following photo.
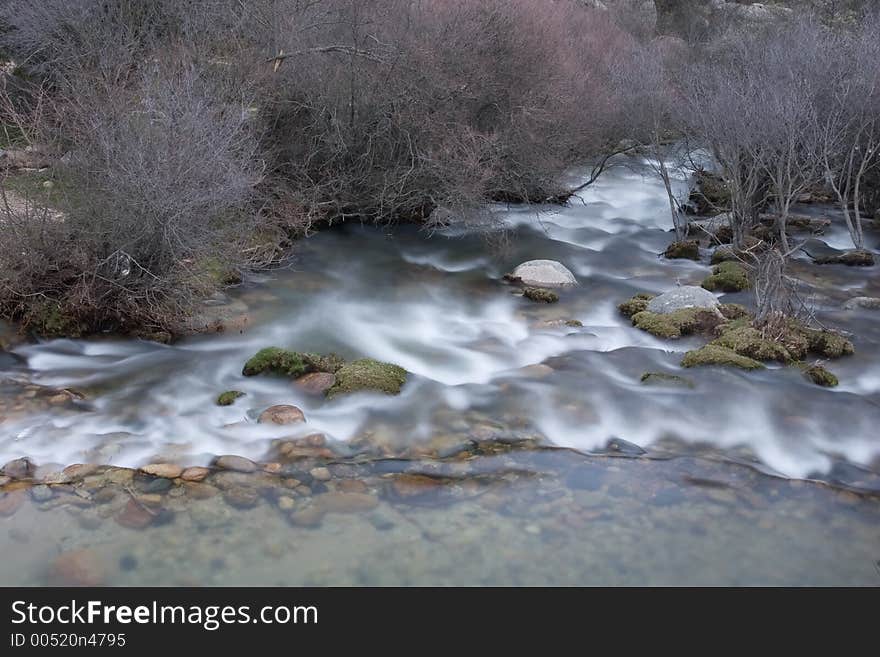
[711,325,793,362]
[701,261,750,293]
[803,364,838,387]
[718,303,752,321]
[242,348,343,378]
[639,372,695,388]
[618,293,654,318]
[663,240,700,260]
[631,308,724,339]
[217,390,245,406]
[689,171,731,215]
[26,302,83,338]
[564,319,583,327]
[710,247,737,265]
[804,329,854,358]
[680,345,765,370]
[523,287,559,303]
[326,358,407,398]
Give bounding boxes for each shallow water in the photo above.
[1,157,879,585]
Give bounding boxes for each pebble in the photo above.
[91,488,118,504]
[316,491,379,514]
[140,463,183,479]
[49,550,105,586]
[310,467,332,482]
[224,486,260,509]
[29,485,54,502]
[181,466,211,482]
[277,496,296,511]
[184,482,220,499]
[294,372,336,395]
[213,455,257,473]
[258,404,306,425]
[387,473,445,500]
[0,490,25,516]
[133,474,172,494]
[263,462,283,474]
[288,506,324,527]
[335,479,368,494]
[115,499,155,529]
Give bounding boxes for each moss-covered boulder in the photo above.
[326,359,407,398]
[718,303,751,321]
[640,372,695,388]
[710,247,737,265]
[688,170,730,216]
[663,240,700,260]
[701,261,750,293]
[216,390,245,406]
[803,364,838,387]
[631,307,725,339]
[681,345,765,370]
[811,250,875,266]
[242,348,343,378]
[711,325,797,362]
[804,329,854,359]
[523,287,559,303]
[618,293,654,318]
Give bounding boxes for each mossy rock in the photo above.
[681,345,764,370]
[663,240,700,260]
[803,364,838,387]
[326,359,407,398]
[701,261,750,293]
[804,329,854,359]
[217,390,245,406]
[565,319,583,327]
[523,287,559,303]
[631,307,724,339]
[718,303,751,321]
[242,348,343,377]
[811,250,875,266]
[711,326,795,362]
[710,247,737,265]
[618,293,655,318]
[688,171,730,216]
[639,372,695,388]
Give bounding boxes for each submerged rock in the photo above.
[662,240,700,260]
[843,296,880,311]
[522,287,559,303]
[258,404,306,425]
[640,372,695,388]
[811,249,875,267]
[680,345,765,370]
[294,372,336,395]
[216,390,245,406]
[646,286,719,314]
[213,455,258,473]
[804,364,838,388]
[701,261,750,293]
[506,260,577,287]
[326,359,407,398]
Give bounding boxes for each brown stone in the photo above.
[183,482,220,499]
[263,462,283,474]
[309,467,332,482]
[140,463,183,479]
[335,479,368,494]
[224,486,260,509]
[258,404,306,425]
[61,463,101,481]
[213,455,257,473]
[294,372,336,395]
[388,473,446,499]
[180,466,211,482]
[0,490,25,517]
[288,506,324,527]
[2,457,35,479]
[49,549,105,586]
[317,491,379,514]
[115,499,155,529]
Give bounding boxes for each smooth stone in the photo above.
[316,491,379,513]
[294,372,337,395]
[277,496,296,511]
[180,466,211,482]
[183,482,220,499]
[61,463,101,480]
[115,499,155,529]
[258,405,306,425]
[30,484,54,502]
[213,455,258,473]
[49,549,105,586]
[139,463,184,479]
[508,259,577,287]
[0,490,25,517]
[224,486,260,509]
[387,473,445,499]
[2,457,35,479]
[646,285,719,314]
[309,467,332,482]
[288,506,325,527]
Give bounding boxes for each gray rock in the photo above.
[646,286,719,314]
[508,260,577,287]
[30,485,54,502]
[843,297,880,311]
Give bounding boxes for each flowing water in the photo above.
[1,158,879,585]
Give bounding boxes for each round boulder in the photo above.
[646,286,719,314]
[507,260,577,288]
[258,404,306,425]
